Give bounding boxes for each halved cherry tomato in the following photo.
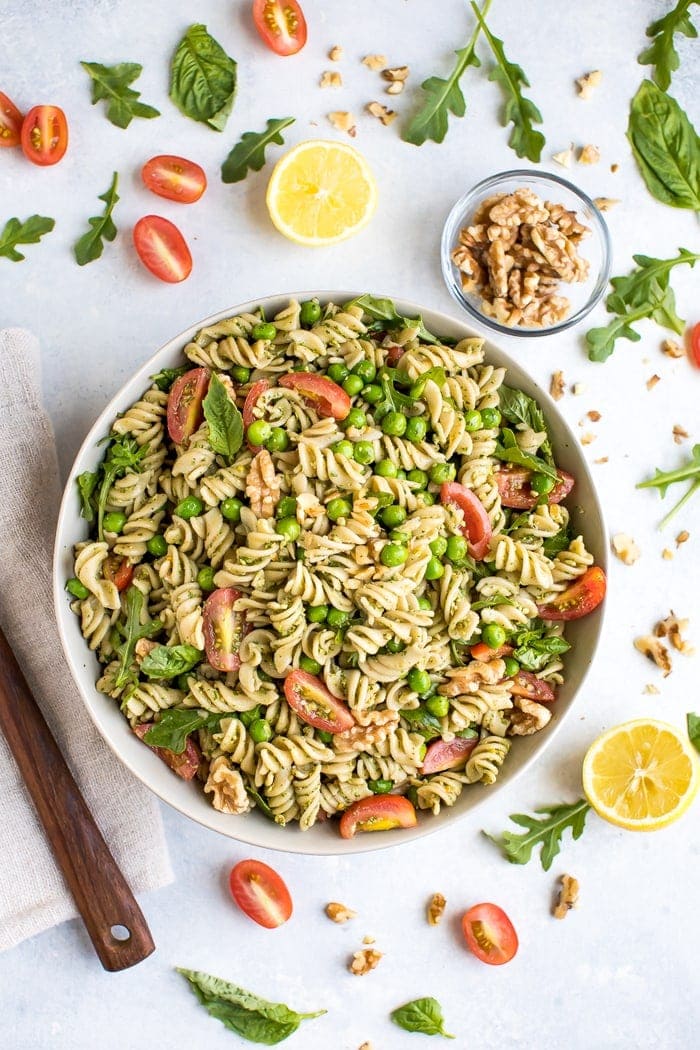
[691,322,700,368]
[422,736,478,774]
[133,215,192,283]
[495,466,575,510]
[0,92,23,147]
[142,155,207,204]
[461,903,518,965]
[229,859,293,928]
[470,642,513,662]
[339,795,417,839]
[167,367,210,445]
[243,378,271,450]
[508,670,556,703]
[537,565,606,621]
[284,670,355,733]
[133,724,201,780]
[440,482,492,559]
[386,344,404,365]
[279,373,351,420]
[252,0,307,56]
[20,105,68,166]
[203,588,244,672]
[104,556,133,592]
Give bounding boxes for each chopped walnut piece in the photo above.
[366,101,397,126]
[550,370,565,401]
[328,111,357,136]
[386,80,404,95]
[349,948,383,975]
[655,612,694,655]
[662,548,674,560]
[673,425,689,444]
[362,54,387,70]
[634,635,672,676]
[646,374,661,391]
[362,934,376,945]
[676,530,690,547]
[662,338,685,358]
[587,410,602,422]
[427,893,446,926]
[320,70,342,88]
[382,65,409,82]
[580,432,596,445]
[326,902,357,924]
[611,533,640,566]
[611,162,619,173]
[359,1043,373,1050]
[572,382,586,396]
[553,874,580,918]
[552,144,574,168]
[594,197,620,211]
[579,144,601,164]
[576,70,602,99]
[246,449,281,518]
[508,696,552,736]
[594,456,609,464]
[329,45,343,62]
[134,638,158,663]
[643,683,660,695]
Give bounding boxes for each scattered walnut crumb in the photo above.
[594,456,609,464]
[358,1043,373,1050]
[328,111,357,136]
[572,382,586,396]
[382,65,409,82]
[386,80,404,95]
[427,892,446,926]
[329,45,343,62]
[673,425,689,444]
[676,530,690,547]
[349,948,383,975]
[366,101,397,126]
[587,410,602,422]
[634,635,672,676]
[655,612,694,655]
[594,197,620,211]
[646,374,661,391]
[611,533,640,566]
[662,548,674,560]
[553,874,579,919]
[579,144,601,165]
[580,432,596,445]
[643,683,660,695]
[134,638,158,663]
[362,54,387,71]
[326,902,357,924]
[576,70,602,99]
[662,338,685,359]
[552,144,574,168]
[362,934,376,945]
[550,370,565,401]
[320,70,342,89]
[611,162,619,173]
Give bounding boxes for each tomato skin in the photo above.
[439,482,493,559]
[104,556,133,592]
[386,344,404,365]
[142,155,207,204]
[470,642,513,661]
[21,105,68,166]
[339,795,417,839]
[229,859,293,928]
[422,736,478,774]
[462,903,518,965]
[133,724,201,780]
[496,467,575,510]
[508,671,556,703]
[691,322,700,368]
[284,670,355,733]
[0,92,23,147]
[243,378,271,450]
[133,215,193,283]
[167,367,210,445]
[537,565,606,621]
[203,588,244,672]
[252,0,308,56]
[279,373,351,420]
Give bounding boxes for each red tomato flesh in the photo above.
[229,859,293,928]
[691,322,700,368]
[167,367,210,445]
[462,903,518,965]
[470,642,513,662]
[133,215,192,283]
[339,795,417,839]
[279,373,351,420]
[252,0,308,56]
[21,105,68,165]
[422,736,478,774]
[440,481,492,559]
[496,466,575,510]
[133,724,201,780]
[203,588,244,672]
[142,155,207,204]
[284,670,355,733]
[508,670,556,703]
[104,556,133,592]
[0,92,23,147]
[537,565,606,621]
[243,378,271,450]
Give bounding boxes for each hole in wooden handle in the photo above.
[111,924,131,942]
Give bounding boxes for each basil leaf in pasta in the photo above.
[203,372,244,459]
[245,785,278,822]
[0,214,55,262]
[74,172,119,266]
[140,644,202,680]
[348,294,440,345]
[76,471,99,522]
[143,709,213,753]
[486,798,590,870]
[170,24,237,132]
[512,635,570,673]
[494,429,558,480]
[627,80,700,211]
[542,526,572,556]
[391,997,455,1039]
[687,712,700,754]
[221,117,295,183]
[81,61,160,129]
[151,365,189,392]
[498,385,553,464]
[401,707,442,739]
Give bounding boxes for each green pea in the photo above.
[176,496,203,520]
[464,409,483,432]
[352,360,376,384]
[299,655,322,675]
[407,469,428,488]
[103,511,127,534]
[446,535,467,563]
[381,410,407,437]
[375,459,398,478]
[405,416,428,442]
[343,374,365,397]
[307,604,329,623]
[503,656,520,677]
[327,497,352,521]
[240,705,262,727]
[368,779,393,794]
[354,441,375,465]
[247,419,271,446]
[480,407,502,428]
[266,427,289,452]
[390,529,410,544]
[429,536,447,558]
[146,534,168,557]
[482,623,507,649]
[221,497,243,522]
[300,300,321,326]
[276,496,297,519]
[380,504,407,529]
[385,638,405,653]
[331,439,354,458]
[327,608,349,629]
[396,469,407,480]
[362,383,383,404]
[65,577,89,600]
[429,462,456,485]
[425,556,444,580]
[343,407,367,431]
[380,542,408,567]
[425,694,449,718]
[277,516,301,541]
[417,596,433,611]
[327,363,349,384]
[317,730,334,743]
[251,322,277,341]
[408,668,432,695]
[230,365,251,383]
[531,473,556,495]
[419,491,435,506]
[249,718,273,743]
[196,566,216,592]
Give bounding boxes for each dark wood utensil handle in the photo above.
[0,624,155,970]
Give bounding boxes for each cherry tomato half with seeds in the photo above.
[167,367,210,445]
[462,903,518,965]
[537,565,606,621]
[133,724,201,780]
[496,466,575,510]
[470,642,514,662]
[284,670,355,733]
[279,373,351,420]
[103,556,133,592]
[252,0,308,56]
[691,322,700,368]
[203,587,244,672]
[422,735,478,774]
[507,670,556,703]
[439,482,492,560]
[21,105,68,166]
[133,215,192,283]
[229,859,293,928]
[243,379,272,450]
[339,795,417,839]
[141,155,207,204]
[0,92,23,147]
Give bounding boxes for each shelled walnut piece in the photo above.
[326,901,357,923]
[427,892,446,926]
[553,874,579,919]
[451,187,591,328]
[349,948,383,975]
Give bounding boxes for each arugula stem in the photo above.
[637,464,700,489]
[659,477,700,529]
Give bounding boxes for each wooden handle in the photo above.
[0,624,155,970]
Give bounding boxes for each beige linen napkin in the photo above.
[0,329,172,953]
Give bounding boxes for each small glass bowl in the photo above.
[441,169,612,338]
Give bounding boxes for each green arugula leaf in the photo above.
[221,117,295,183]
[0,215,55,262]
[638,0,698,91]
[76,471,99,522]
[543,525,572,557]
[74,172,119,266]
[627,80,700,210]
[143,709,217,753]
[140,644,202,681]
[177,969,325,1045]
[391,997,455,1039]
[499,385,553,463]
[170,24,237,131]
[486,798,590,871]
[470,593,511,612]
[495,429,558,480]
[472,3,545,162]
[95,435,149,540]
[348,293,440,344]
[151,365,189,392]
[687,712,700,753]
[115,588,162,690]
[244,785,278,822]
[81,61,160,128]
[637,443,700,527]
[203,372,244,459]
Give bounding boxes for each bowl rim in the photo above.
[440,168,612,338]
[53,290,607,855]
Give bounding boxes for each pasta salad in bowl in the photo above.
[54,293,607,854]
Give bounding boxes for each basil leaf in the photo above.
[151,365,189,392]
[470,593,511,611]
[391,997,455,1039]
[140,644,202,680]
[513,636,570,672]
[627,80,700,211]
[499,385,553,463]
[221,117,295,183]
[638,0,698,92]
[74,172,119,266]
[543,526,572,556]
[76,471,99,522]
[687,712,700,754]
[347,294,440,344]
[0,215,55,262]
[245,785,278,822]
[143,709,211,753]
[170,24,237,131]
[203,372,244,459]
[81,61,160,128]
[494,430,558,480]
[400,708,442,740]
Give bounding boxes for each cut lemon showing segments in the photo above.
[266,140,377,246]
[582,719,699,831]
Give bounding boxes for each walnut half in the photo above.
[508,696,552,736]
[634,635,672,676]
[655,612,694,655]
[427,892,446,926]
[326,902,357,923]
[349,948,383,975]
[553,874,579,918]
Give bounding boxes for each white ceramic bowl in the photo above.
[53,292,607,855]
